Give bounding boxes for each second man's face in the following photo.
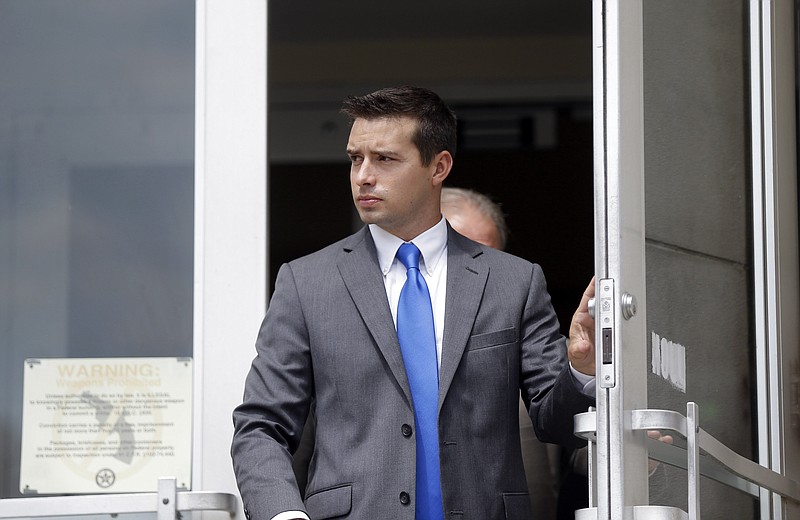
[347,116,444,241]
[442,204,503,250]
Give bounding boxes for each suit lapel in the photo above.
[337,228,413,406]
[438,227,488,410]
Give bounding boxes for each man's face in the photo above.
[347,116,446,241]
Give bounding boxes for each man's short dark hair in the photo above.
[341,86,457,166]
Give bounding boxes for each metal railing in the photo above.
[573,402,800,519]
[0,478,237,520]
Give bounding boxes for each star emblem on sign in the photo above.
[95,468,116,488]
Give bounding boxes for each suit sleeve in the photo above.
[520,264,595,448]
[231,263,312,520]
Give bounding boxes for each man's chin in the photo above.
[355,209,380,225]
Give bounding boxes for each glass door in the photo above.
[0,0,196,500]
[0,1,266,519]
[586,1,800,519]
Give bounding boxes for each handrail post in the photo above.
[157,477,178,520]
[686,402,700,520]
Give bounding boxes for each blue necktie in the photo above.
[395,242,444,520]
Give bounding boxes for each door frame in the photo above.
[591,0,648,516]
[751,0,800,518]
[193,1,267,518]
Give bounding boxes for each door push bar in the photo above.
[0,477,237,520]
[573,402,800,520]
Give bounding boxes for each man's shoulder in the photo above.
[447,228,537,270]
[480,246,542,279]
[287,227,369,269]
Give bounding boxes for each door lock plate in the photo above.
[598,278,615,388]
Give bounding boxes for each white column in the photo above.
[194,2,267,519]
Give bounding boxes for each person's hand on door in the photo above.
[569,277,596,376]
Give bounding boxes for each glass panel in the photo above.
[643,1,755,517]
[0,0,194,500]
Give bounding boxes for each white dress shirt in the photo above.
[369,218,448,367]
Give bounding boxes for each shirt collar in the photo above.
[369,217,448,276]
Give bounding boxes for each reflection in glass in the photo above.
[0,0,194,499]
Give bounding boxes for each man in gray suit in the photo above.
[231,86,597,520]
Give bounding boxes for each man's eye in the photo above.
[378,155,392,162]
[349,155,362,164]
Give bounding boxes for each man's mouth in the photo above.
[357,195,382,208]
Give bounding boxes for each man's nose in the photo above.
[353,159,375,185]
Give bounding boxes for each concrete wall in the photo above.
[643,1,755,516]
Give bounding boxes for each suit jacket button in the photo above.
[401,424,412,437]
[399,491,411,505]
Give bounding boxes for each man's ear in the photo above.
[431,151,453,186]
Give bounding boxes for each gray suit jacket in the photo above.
[232,225,594,520]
